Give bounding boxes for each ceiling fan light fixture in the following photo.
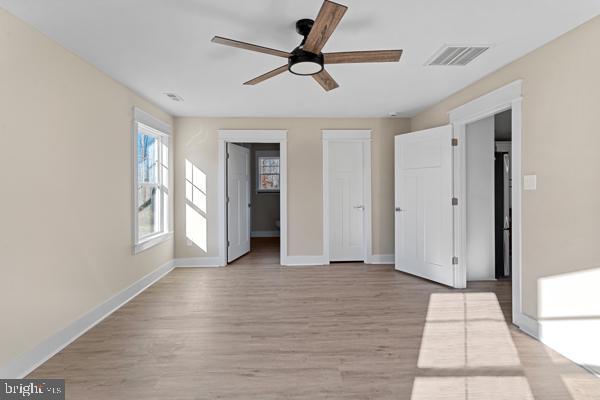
[288,48,324,76]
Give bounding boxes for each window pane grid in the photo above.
[136,122,169,243]
[257,156,280,192]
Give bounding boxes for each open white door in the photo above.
[227,143,250,262]
[395,125,457,287]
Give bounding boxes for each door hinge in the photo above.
[452,256,459,265]
[452,197,458,206]
[228,240,230,246]
[227,152,230,159]
[451,138,458,146]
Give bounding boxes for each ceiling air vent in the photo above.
[427,45,490,66]
[164,92,184,102]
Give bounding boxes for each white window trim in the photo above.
[132,107,173,254]
[256,152,281,193]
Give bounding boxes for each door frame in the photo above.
[449,80,526,328]
[218,130,288,266]
[322,130,372,263]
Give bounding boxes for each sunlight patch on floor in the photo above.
[411,376,534,400]
[418,293,521,369]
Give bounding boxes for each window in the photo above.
[133,108,172,252]
[257,155,280,192]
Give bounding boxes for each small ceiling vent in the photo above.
[164,92,184,102]
[427,45,490,66]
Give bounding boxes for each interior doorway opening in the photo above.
[464,109,512,283]
[226,142,281,265]
[217,130,288,267]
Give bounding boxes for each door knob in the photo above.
[395,207,403,212]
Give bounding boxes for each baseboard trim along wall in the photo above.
[284,255,328,266]
[367,254,395,264]
[0,260,175,378]
[515,312,600,377]
[251,230,281,238]
[173,257,223,268]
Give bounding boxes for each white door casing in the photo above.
[328,141,365,261]
[227,143,251,262]
[395,125,456,287]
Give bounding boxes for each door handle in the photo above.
[395,207,403,212]
[353,205,365,210]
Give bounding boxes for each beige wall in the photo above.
[0,9,173,368]
[175,118,410,259]
[411,16,600,319]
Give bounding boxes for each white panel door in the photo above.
[395,125,456,287]
[227,143,251,262]
[328,141,365,261]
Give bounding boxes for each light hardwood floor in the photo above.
[29,239,599,399]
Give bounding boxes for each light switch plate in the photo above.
[523,175,537,190]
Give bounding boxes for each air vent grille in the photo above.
[428,46,489,66]
[164,92,184,102]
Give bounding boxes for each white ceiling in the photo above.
[2,0,599,117]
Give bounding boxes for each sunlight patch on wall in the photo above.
[185,159,208,251]
[538,267,600,373]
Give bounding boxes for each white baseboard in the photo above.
[284,255,328,266]
[514,312,540,339]
[0,259,174,379]
[515,312,600,377]
[367,254,394,264]
[251,230,280,238]
[173,257,223,268]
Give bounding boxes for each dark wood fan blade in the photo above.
[211,36,289,58]
[313,69,339,91]
[244,65,289,85]
[303,1,348,54]
[324,50,403,64]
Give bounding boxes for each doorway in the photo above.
[463,110,512,282]
[322,130,372,263]
[218,130,288,266]
[394,81,525,328]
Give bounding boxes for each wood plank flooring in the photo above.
[29,239,599,399]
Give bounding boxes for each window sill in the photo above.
[134,231,173,254]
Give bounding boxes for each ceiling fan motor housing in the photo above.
[288,47,324,76]
[289,19,323,76]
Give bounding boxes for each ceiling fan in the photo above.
[211,0,403,91]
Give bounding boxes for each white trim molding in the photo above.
[134,231,173,254]
[322,130,371,141]
[448,80,524,329]
[322,130,373,264]
[218,130,288,267]
[173,257,223,268]
[285,255,328,266]
[133,107,172,135]
[0,259,174,378]
[368,254,395,264]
